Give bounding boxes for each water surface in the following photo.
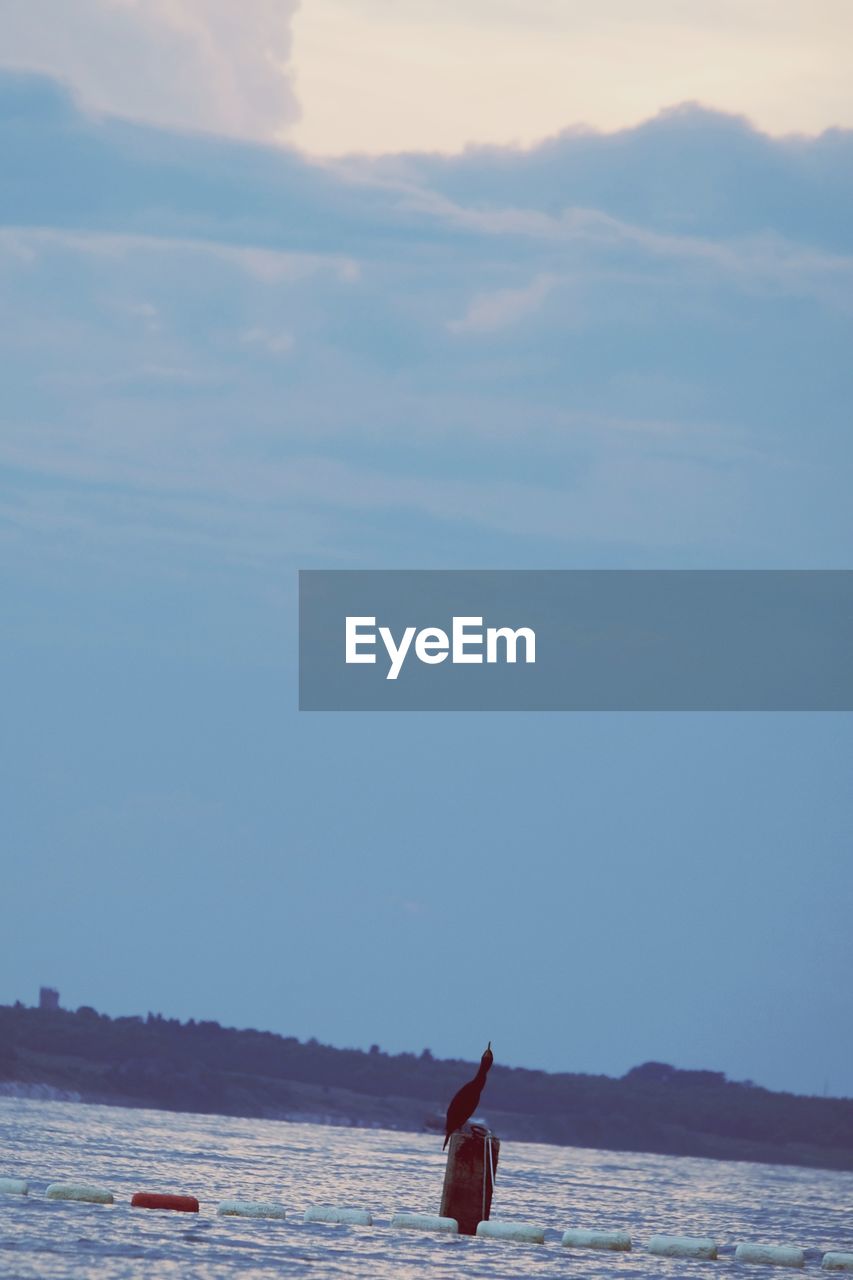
[2,1098,851,1279]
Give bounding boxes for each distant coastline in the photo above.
[2,1003,852,1172]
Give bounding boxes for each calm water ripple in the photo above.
[1,1098,852,1279]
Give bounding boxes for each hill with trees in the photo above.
[2,1002,851,1171]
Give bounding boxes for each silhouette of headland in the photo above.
[3,1004,853,1172]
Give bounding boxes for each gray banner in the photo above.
[298,570,853,711]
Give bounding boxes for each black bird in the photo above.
[443,1042,493,1150]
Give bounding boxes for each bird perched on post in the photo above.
[443,1042,493,1150]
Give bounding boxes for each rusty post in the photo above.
[439,1128,500,1236]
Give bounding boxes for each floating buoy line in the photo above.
[2,1174,851,1267]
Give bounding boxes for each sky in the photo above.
[3,0,853,151]
[1,4,851,1099]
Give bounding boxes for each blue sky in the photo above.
[1,7,851,1099]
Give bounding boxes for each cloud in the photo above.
[0,72,851,570]
[0,0,299,139]
[0,226,361,287]
[448,274,556,333]
[363,104,853,254]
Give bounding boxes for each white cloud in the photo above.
[0,0,299,138]
[448,273,556,334]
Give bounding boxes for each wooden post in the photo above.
[440,1129,500,1236]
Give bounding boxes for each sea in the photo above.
[1,1097,852,1279]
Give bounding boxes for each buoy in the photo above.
[304,1206,373,1226]
[390,1212,458,1233]
[562,1227,632,1250]
[735,1244,805,1268]
[648,1234,718,1259]
[131,1192,199,1213]
[476,1220,545,1244]
[440,1130,500,1236]
[216,1200,286,1219]
[46,1182,114,1204]
[823,1254,853,1271]
[0,1177,28,1196]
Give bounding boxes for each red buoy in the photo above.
[131,1192,199,1213]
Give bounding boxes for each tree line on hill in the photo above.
[2,1002,851,1171]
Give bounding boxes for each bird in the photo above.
[443,1042,493,1150]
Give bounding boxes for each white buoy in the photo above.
[823,1254,853,1271]
[648,1234,718,1259]
[390,1212,458,1234]
[216,1200,286,1219]
[46,1182,114,1205]
[562,1227,632,1251]
[477,1220,546,1244]
[304,1206,372,1226]
[735,1244,805,1268]
[0,1178,28,1196]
